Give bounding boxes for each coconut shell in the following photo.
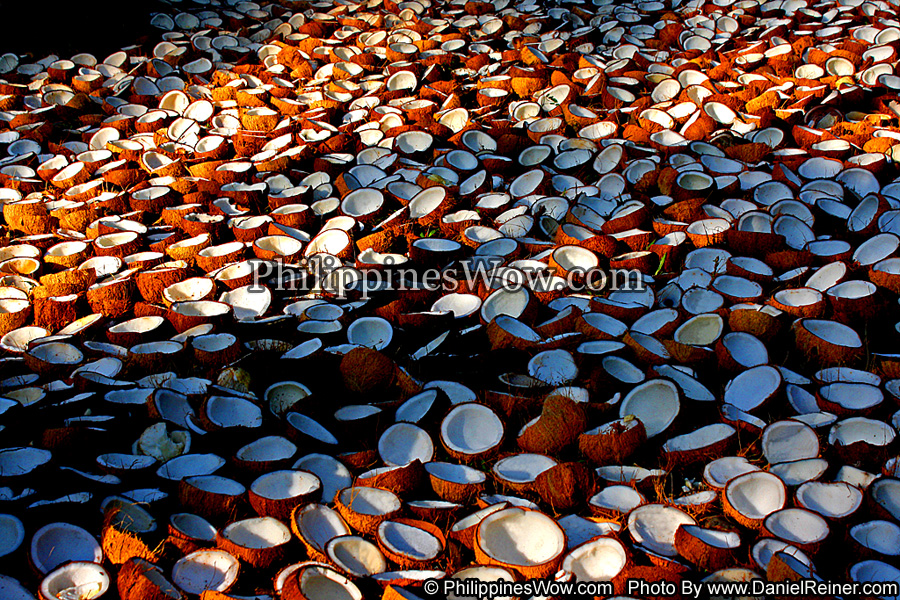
[517,394,587,454]
[376,518,446,570]
[101,510,160,565]
[579,418,647,464]
[533,461,597,513]
[178,478,246,521]
[87,277,134,318]
[216,526,288,570]
[340,347,397,395]
[135,263,190,303]
[39,269,96,296]
[117,558,181,600]
[674,525,740,572]
[356,460,426,497]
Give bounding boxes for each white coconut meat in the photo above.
[663,424,735,455]
[170,513,216,543]
[851,521,900,557]
[764,508,829,547]
[286,413,339,446]
[477,508,565,569]
[137,423,191,462]
[820,384,884,412]
[0,326,49,353]
[720,332,769,367]
[172,549,239,595]
[338,487,401,519]
[377,423,434,467]
[850,561,900,596]
[40,562,109,600]
[673,313,723,346]
[654,365,716,402]
[0,514,23,559]
[796,481,863,519]
[0,574,35,600]
[0,447,52,477]
[441,403,504,457]
[30,522,103,575]
[551,245,599,272]
[251,470,321,502]
[492,454,557,486]
[557,515,621,550]
[26,342,83,368]
[618,379,680,438]
[293,454,352,504]
[627,504,696,557]
[679,524,740,549]
[589,485,645,515]
[581,313,628,338]
[326,535,387,577]
[236,436,297,465]
[829,417,896,448]
[431,293,482,319]
[378,520,443,562]
[297,565,362,600]
[800,318,863,350]
[447,566,514,600]
[723,365,782,412]
[561,536,627,582]
[97,453,157,473]
[294,504,351,555]
[527,350,577,386]
[426,462,486,485]
[157,454,225,481]
[395,390,440,424]
[751,538,812,572]
[346,317,393,350]
[220,285,271,321]
[265,381,312,416]
[769,459,829,487]
[222,517,291,551]
[761,420,820,465]
[726,471,787,521]
[205,395,262,429]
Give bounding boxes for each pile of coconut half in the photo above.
[4,0,900,597]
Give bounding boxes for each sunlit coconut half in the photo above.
[39,562,109,600]
[492,454,558,494]
[217,517,291,569]
[723,471,787,529]
[663,423,736,465]
[440,403,504,462]
[325,534,387,578]
[618,379,680,438]
[335,487,402,535]
[171,549,239,595]
[249,470,321,521]
[674,524,741,571]
[474,507,566,578]
[560,535,627,582]
[761,420,820,465]
[797,480,863,520]
[627,503,696,557]
[589,485,646,518]
[762,508,829,553]
[347,317,393,350]
[291,503,351,563]
[283,563,362,600]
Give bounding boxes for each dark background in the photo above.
[0,0,166,59]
